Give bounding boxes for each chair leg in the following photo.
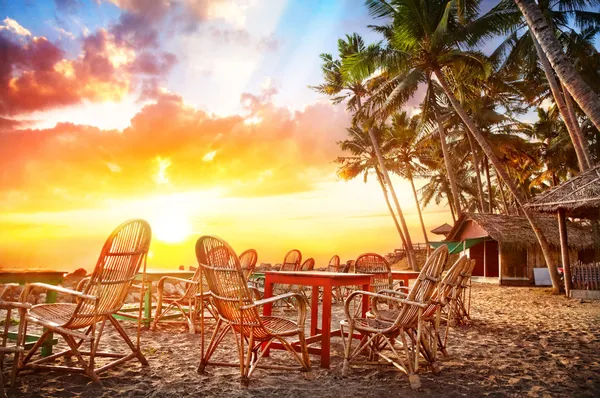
[298,331,311,373]
[108,316,148,366]
[19,329,51,368]
[341,322,354,377]
[63,334,102,385]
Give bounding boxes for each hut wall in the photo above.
[499,244,528,285]
[527,246,579,269]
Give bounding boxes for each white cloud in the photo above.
[1,17,32,37]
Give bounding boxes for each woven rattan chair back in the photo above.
[281,249,302,271]
[300,258,315,271]
[196,236,266,336]
[326,255,343,272]
[423,255,469,318]
[393,245,448,327]
[69,219,151,328]
[354,253,392,293]
[239,249,258,279]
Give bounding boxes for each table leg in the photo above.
[41,290,57,357]
[310,286,319,336]
[361,283,369,317]
[144,281,152,328]
[262,278,273,357]
[320,285,332,368]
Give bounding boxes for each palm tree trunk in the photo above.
[376,168,408,252]
[367,127,418,271]
[484,157,494,213]
[530,31,591,171]
[408,172,430,255]
[434,67,562,293]
[447,187,457,223]
[498,178,511,215]
[466,132,485,212]
[515,0,600,133]
[436,113,462,217]
[561,80,593,168]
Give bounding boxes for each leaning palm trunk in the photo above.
[498,178,511,215]
[436,113,462,217]
[376,169,409,254]
[408,172,430,255]
[368,127,418,271]
[561,81,593,168]
[466,132,485,212]
[515,0,600,133]
[434,68,562,293]
[484,157,494,213]
[530,32,591,171]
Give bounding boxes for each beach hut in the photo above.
[442,213,596,286]
[430,223,453,238]
[525,165,600,296]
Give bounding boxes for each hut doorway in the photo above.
[469,240,499,277]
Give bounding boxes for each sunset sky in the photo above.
[0,0,453,272]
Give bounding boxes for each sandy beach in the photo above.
[5,282,599,397]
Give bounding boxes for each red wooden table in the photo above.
[391,270,420,287]
[262,271,371,368]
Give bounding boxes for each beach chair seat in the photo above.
[18,219,152,385]
[340,245,448,390]
[196,236,310,385]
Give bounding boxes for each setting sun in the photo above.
[151,210,193,244]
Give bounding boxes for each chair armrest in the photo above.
[157,276,198,288]
[244,292,308,327]
[244,292,301,308]
[377,289,408,297]
[76,277,91,292]
[0,300,31,310]
[21,283,98,303]
[344,290,428,321]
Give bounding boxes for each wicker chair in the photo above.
[326,255,342,273]
[239,249,258,280]
[325,255,345,302]
[375,256,471,369]
[300,258,315,271]
[453,258,476,325]
[195,236,310,385]
[272,249,302,300]
[151,265,213,334]
[345,253,393,315]
[340,245,448,389]
[18,219,152,384]
[355,253,393,293]
[1,285,30,397]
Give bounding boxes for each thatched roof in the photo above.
[525,165,600,219]
[430,223,453,235]
[446,213,596,250]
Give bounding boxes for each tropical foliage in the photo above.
[314,0,600,293]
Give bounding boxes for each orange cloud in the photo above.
[0,90,350,212]
[0,21,176,116]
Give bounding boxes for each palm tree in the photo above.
[386,112,430,251]
[349,0,563,292]
[336,126,409,254]
[313,33,418,270]
[475,0,598,171]
[514,0,600,137]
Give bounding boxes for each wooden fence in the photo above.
[571,262,600,291]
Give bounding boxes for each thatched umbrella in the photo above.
[525,165,600,295]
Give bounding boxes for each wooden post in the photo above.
[557,209,572,296]
[483,240,487,278]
